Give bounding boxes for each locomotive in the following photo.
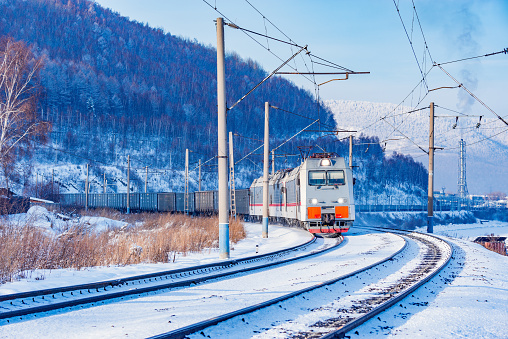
[249,153,355,234]
[59,154,355,235]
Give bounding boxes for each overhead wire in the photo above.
[435,63,508,126]
[392,0,430,92]
[436,47,508,66]
[201,0,315,85]
[411,0,434,64]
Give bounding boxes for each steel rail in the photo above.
[0,235,344,321]
[319,228,453,339]
[147,233,407,339]
[0,236,316,304]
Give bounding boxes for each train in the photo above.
[59,153,355,235]
[249,153,355,234]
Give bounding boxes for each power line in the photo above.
[242,0,353,73]
[392,0,430,92]
[225,22,303,48]
[442,127,508,151]
[436,47,508,66]
[351,66,434,138]
[380,115,428,154]
[411,0,434,64]
[435,63,508,126]
[228,45,307,111]
[201,0,315,85]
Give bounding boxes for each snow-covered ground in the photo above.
[1,211,507,338]
[3,206,129,236]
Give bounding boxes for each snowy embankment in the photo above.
[354,223,508,338]
[4,205,128,235]
[0,208,312,295]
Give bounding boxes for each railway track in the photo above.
[152,229,451,339]
[1,235,341,323]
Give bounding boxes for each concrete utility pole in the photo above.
[349,135,353,169]
[217,17,230,259]
[85,164,89,211]
[262,102,270,238]
[103,173,106,194]
[185,149,189,215]
[52,169,54,200]
[127,155,130,214]
[198,159,202,191]
[427,102,434,233]
[145,166,148,193]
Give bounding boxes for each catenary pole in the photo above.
[262,102,270,238]
[198,159,202,191]
[127,155,130,214]
[185,148,189,215]
[145,166,148,193]
[85,164,89,211]
[217,17,230,259]
[428,102,434,233]
[349,135,353,169]
[103,173,106,194]
[52,169,54,200]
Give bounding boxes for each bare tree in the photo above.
[0,37,50,192]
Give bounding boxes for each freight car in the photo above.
[60,191,248,214]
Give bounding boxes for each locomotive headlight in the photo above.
[338,197,348,204]
[320,159,331,167]
[309,198,318,205]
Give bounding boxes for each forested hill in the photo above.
[0,0,427,200]
[0,0,330,166]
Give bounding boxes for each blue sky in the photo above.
[94,0,508,117]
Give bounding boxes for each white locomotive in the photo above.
[249,153,355,234]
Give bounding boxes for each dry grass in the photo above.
[0,213,245,284]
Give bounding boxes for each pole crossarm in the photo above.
[275,72,370,75]
[228,45,307,111]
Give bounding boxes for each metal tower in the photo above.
[458,139,469,198]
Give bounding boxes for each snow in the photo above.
[0,217,312,296]
[0,206,128,236]
[352,230,508,338]
[1,213,507,338]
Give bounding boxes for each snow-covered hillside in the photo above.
[326,99,508,194]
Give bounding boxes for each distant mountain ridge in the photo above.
[326,99,508,194]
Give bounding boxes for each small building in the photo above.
[474,236,507,256]
[29,197,55,205]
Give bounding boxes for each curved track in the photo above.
[0,235,340,323]
[163,229,451,339]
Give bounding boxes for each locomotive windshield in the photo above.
[308,170,345,186]
[308,171,326,186]
[327,171,345,185]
